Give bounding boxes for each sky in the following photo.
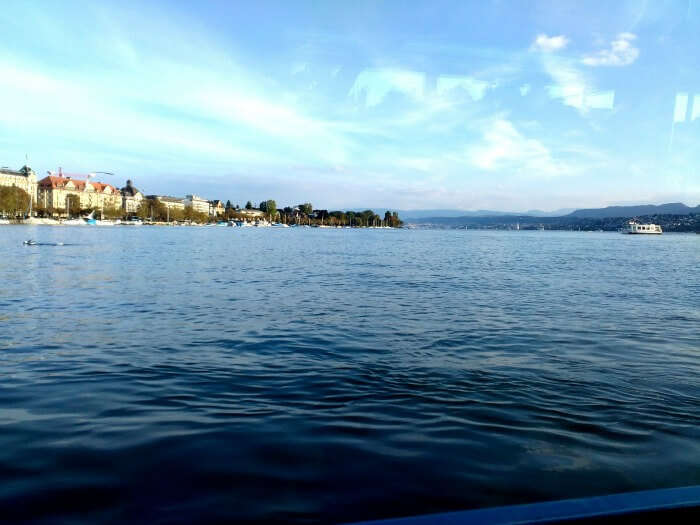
[1,0,699,211]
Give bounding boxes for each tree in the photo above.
[102,205,123,220]
[360,210,374,227]
[65,194,82,217]
[259,201,267,212]
[225,200,232,211]
[245,201,253,209]
[265,199,277,221]
[168,207,184,222]
[0,186,31,217]
[137,199,152,220]
[384,211,392,225]
[299,203,313,216]
[137,198,168,221]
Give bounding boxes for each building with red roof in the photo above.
[37,171,121,216]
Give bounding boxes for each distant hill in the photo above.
[404,202,699,224]
[400,208,575,220]
[398,209,479,220]
[523,208,576,217]
[566,202,700,219]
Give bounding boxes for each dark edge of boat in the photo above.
[346,485,700,524]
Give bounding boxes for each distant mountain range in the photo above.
[402,202,699,223]
[563,202,700,219]
[399,208,575,220]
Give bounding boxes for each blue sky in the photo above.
[1,0,699,211]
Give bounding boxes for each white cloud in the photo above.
[542,56,587,109]
[582,33,639,67]
[0,57,354,167]
[542,56,614,111]
[348,68,425,107]
[519,84,531,96]
[436,76,496,101]
[531,34,569,53]
[469,119,569,177]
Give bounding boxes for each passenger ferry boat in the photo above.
[621,220,662,234]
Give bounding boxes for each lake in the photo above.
[1,226,699,523]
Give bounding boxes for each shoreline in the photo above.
[2,220,399,229]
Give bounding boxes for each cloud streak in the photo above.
[531,34,569,53]
[542,55,614,112]
[469,119,570,177]
[348,69,425,107]
[582,33,639,66]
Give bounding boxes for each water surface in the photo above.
[1,227,699,523]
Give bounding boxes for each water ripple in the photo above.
[0,228,699,523]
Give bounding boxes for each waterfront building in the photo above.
[209,200,225,217]
[37,173,120,215]
[121,180,144,214]
[184,194,210,214]
[148,195,185,211]
[0,165,38,203]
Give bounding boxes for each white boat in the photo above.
[23,217,60,225]
[621,221,662,234]
[0,218,11,225]
[63,218,87,226]
[62,211,96,226]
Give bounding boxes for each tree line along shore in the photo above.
[0,186,403,228]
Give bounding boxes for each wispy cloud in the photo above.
[542,55,614,112]
[582,33,639,66]
[531,34,569,53]
[348,69,425,107]
[469,119,570,177]
[436,76,497,101]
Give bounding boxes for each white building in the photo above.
[149,195,185,211]
[0,165,38,203]
[184,194,210,214]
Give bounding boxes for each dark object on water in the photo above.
[23,240,65,246]
[350,485,700,524]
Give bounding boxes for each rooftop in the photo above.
[38,175,117,193]
[149,195,184,203]
[1,165,34,177]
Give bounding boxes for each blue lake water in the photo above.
[1,226,699,523]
